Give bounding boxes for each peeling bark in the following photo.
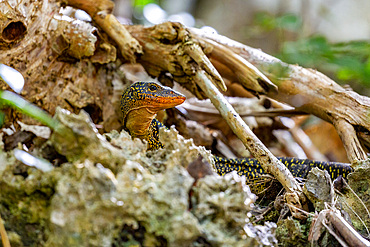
[0,0,124,132]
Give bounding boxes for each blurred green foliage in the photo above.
[0,90,58,129]
[253,12,302,32]
[280,38,370,86]
[0,111,4,127]
[252,12,370,90]
[133,0,156,7]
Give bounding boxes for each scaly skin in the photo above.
[121,82,353,182]
[121,81,185,150]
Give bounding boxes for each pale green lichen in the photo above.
[5,107,368,246]
[0,151,58,246]
[191,173,259,246]
[50,107,128,171]
[1,109,278,246]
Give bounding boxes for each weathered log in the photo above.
[2,0,369,219]
[0,0,124,132]
[192,29,370,163]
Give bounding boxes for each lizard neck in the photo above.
[125,107,157,142]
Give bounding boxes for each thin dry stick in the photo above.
[195,70,302,194]
[321,220,349,247]
[285,203,314,217]
[0,214,10,247]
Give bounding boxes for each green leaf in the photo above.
[0,90,58,130]
[276,14,302,31]
[253,12,277,31]
[337,69,356,80]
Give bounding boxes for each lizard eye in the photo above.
[148,84,157,92]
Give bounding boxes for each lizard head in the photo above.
[121,81,186,126]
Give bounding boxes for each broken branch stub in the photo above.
[126,22,226,97]
[126,22,278,98]
[64,0,142,63]
[200,37,278,95]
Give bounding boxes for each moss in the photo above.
[262,208,280,223]
[275,217,308,247]
[0,154,59,246]
[0,110,277,246]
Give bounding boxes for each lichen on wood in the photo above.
[1,0,370,245]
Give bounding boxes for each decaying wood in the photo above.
[0,0,126,132]
[1,0,369,219]
[125,23,227,96]
[203,38,277,95]
[328,209,370,247]
[192,29,370,163]
[64,0,142,63]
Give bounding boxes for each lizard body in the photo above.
[121,82,353,183]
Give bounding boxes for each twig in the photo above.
[342,179,370,221]
[252,203,274,224]
[285,203,315,217]
[195,71,302,194]
[0,214,10,247]
[192,28,370,163]
[183,41,227,92]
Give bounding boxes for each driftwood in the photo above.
[1,0,369,219]
[0,0,308,217]
[192,29,370,164]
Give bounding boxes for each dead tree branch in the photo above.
[192,29,370,163]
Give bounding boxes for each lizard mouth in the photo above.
[153,95,186,109]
